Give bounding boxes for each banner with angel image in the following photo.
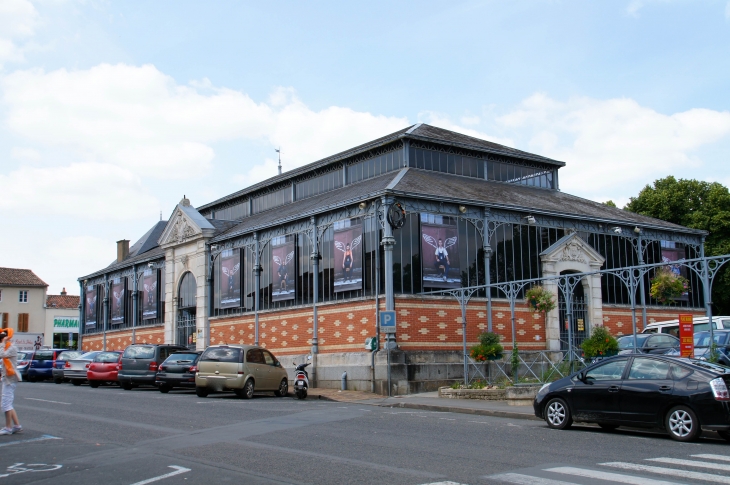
[110,278,125,325]
[334,221,363,292]
[85,286,97,327]
[142,269,158,320]
[272,239,296,301]
[421,218,461,289]
[219,249,241,308]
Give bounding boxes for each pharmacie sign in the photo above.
[53,316,79,333]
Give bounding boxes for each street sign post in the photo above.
[679,313,694,358]
[380,310,396,333]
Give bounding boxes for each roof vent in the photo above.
[61,287,67,296]
[117,239,130,263]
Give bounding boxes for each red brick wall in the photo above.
[601,305,705,336]
[81,326,165,352]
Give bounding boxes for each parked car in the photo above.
[87,351,123,388]
[53,351,84,384]
[617,334,680,355]
[534,354,730,442]
[64,351,103,385]
[195,345,288,399]
[694,330,730,366]
[118,344,188,390]
[155,351,202,393]
[27,349,68,382]
[643,316,730,337]
[16,351,30,380]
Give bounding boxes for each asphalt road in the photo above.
[2,382,730,485]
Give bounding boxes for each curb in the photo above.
[377,401,541,421]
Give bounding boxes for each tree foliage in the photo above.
[625,176,730,314]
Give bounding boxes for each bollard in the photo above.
[341,371,347,391]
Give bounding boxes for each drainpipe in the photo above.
[132,264,138,345]
[381,196,396,396]
[372,216,381,393]
[254,232,261,346]
[102,277,109,351]
[311,216,320,387]
[78,281,84,351]
[484,208,493,333]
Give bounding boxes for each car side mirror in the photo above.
[577,372,585,382]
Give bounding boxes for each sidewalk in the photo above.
[306,388,539,421]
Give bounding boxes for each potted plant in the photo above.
[581,326,619,359]
[470,332,504,362]
[525,285,556,314]
[650,268,690,305]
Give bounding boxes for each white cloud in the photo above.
[10,146,40,160]
[497,93,730,202]
[0,0,38,67]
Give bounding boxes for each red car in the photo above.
[87,351,123,388]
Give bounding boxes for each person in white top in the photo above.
[434,239,451,282]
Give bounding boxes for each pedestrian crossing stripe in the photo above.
[601,462,730,484]
[546,466,685,485]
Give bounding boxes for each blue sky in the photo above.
[1,0,729,294]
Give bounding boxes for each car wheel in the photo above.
[545,398,572,430]
[274,379,288,397]
[195,387,209,398]
[121,383,133,391]
[71,380,82,386]
[717,430,730,442]
[238,379,254,399]
[159,386,171,394]
[89,381,100,388]
[53,378,63,384]
[599,423,619,431]
[666,405,701,442]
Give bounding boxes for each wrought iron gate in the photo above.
[559,297,589,351]
[176,309,197,350]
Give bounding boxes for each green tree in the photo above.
[603,200,617,208]
[625,176,730,314]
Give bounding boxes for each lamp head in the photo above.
[458,205,467,214]
[358,201,368,210]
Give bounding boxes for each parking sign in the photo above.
[380,311,396,333]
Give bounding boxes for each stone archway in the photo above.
[539,233,605,351]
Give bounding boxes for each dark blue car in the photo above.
[27,349,67,382]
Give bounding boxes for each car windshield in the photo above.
[164,353,200,364]
[17,352,28,361]
[694,333,728,347]
[618,335,651,349]
[58,351,83,361]
[33,351,54,361]
[123,346,155,359]
[201,347,241,363]
[94,352,121,363]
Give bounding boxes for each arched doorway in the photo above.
[558,271,589,351]
[177,272,197,349]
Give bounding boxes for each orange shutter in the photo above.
[1,313,7,327]
[17,313,28,333]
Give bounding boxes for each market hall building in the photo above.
[78,124,705,394]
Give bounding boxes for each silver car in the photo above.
[64,351,102,385]
[195,345,288,399]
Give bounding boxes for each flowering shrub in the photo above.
[525,285,556,314]
[650,268,690,305]
[581,326,619,358]
[470,332,504,361]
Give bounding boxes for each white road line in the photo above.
[647,457,730,472]
[489,472,581,485]
[602,462,730,484]
[692,454,730,463]
[418,482,468,485]
[25,398,71,405]
[0,435,61,448]
[546,466,686,485]
[129,465,191,485]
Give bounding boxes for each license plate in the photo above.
[297,381,303,385]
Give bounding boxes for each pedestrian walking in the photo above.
[0,328,22,435]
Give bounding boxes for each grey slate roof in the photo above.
[127,221,167,258]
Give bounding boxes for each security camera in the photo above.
[613,227,622,234]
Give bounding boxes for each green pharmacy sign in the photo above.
[53,317,79,332]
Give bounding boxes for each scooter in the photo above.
[293,355,312,400]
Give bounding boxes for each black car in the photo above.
[617,333,680,355]
[155,351,202,393]
[694,330,730,366]
[534,354,730,442]
[118,344,188,390]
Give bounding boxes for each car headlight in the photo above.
[537,383,550,398]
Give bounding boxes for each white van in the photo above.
[642,316,730,337]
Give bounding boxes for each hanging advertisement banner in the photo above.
[85,287,97,327]
[678,313,694,358]
[110,278,125,325]
[219,249,241,309]
[421,218,461,289]
[661,245,689,301]
[272,239,295,302]
[142,270,159,320]
[334,221,363,293]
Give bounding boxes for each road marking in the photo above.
[602,462,730,484]
[129,465,191,485]
[0,435,61,448]
[439,418,456,421]
[25,398,71,405]
[692,454,730,463]
[647,457,730,472]
[489,472,581,484]
[546,466,686,484]
[418,482,468,485]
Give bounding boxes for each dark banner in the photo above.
[421,219,461,289]
[219,249,241,309]
[142,270,158,320]
[272,240,295,302]
[110,278,125,325]
[661,245,689,301]
[334,221,363,292]
[85,286,97,327]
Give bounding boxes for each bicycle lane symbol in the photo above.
[0,463,63,479]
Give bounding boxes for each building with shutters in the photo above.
[77,124,707,394]
[0,267,48,334]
